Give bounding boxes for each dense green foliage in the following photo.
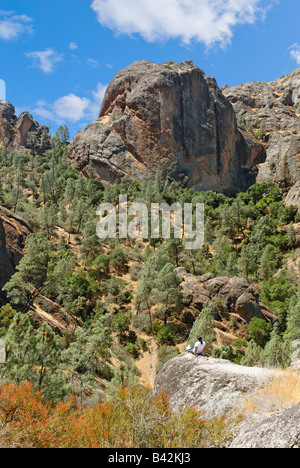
[0,126,299,406]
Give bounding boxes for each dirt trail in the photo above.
[135,334,159,388]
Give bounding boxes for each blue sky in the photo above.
[0,0,300,139]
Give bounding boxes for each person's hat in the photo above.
[197,335,202,340]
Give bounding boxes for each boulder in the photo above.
[235,289,265,322]
[155,352,300,448]
[154,353,275,418]
[178,268,277,324]
[68,60,265,195]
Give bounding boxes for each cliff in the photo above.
[68,60,265,195]
[223,68,300,209]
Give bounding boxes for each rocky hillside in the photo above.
[223,68,300,209]
[154,353,275,417]
[68,60,264,195]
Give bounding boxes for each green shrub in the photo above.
[0,304,17,337]
[156,323,182,345]
[248,318,272,348]
[125,342,139,359]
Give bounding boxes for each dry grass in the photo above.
[243,370,300,415]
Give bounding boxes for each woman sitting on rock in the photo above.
[187,336,206,357]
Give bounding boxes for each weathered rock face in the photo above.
[0,100,50,153]
[154,353,275,418]
[68,60,265,195]
[223,69,300,209]
[155,354,300,448]
[228,404,300,448]
[0,206,32,297]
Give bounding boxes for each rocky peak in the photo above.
[69,60,265,195]
[0,100,50,153]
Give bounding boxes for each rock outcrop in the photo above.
[154,353,275,418]
[154,353,300,447]
[0,100,50,153]
[69,60,265,195]
[178,268,277,328]
[28,295,79,336]
[223,69,300,209]
[228,404,300,448]
[0,206,32,297]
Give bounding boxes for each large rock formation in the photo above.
[0,100,50,153]
[223,68,300,209]
[68,60,265,195]
[154,353,275,418]
[0,206,32,298]
[178,268,277,330]
[154,354,300,448]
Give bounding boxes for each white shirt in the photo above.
[194,341,206,355]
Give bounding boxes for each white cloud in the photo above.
[69,42,78,50]
[91,0,271,47]
[34,83,108,125]
[0,11,33,41]
[53,94,90,122]
[26,48,63,74]
[86,57,100,68]
[290,43,300,66]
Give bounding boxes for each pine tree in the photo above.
[188,301,216,350]
[151,263,182,324]
[285,294,300,342]
[62,315,112,404]
[38,202,58,239]
[1,314,67,402]
[286,222,296,249]
[4,233,53,311]
[34,323,68,402]
[262,324,291,369]
[241,340,263,367]
[1,313,36,386]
